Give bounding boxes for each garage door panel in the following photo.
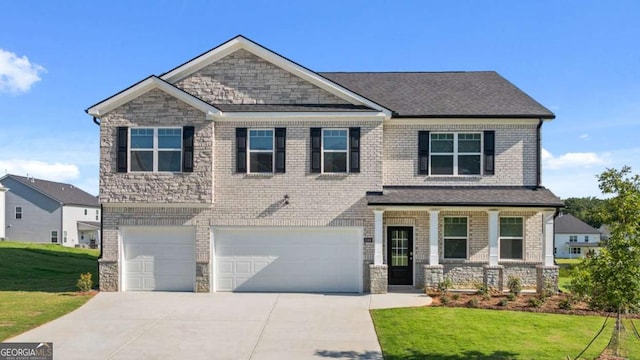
[124,227,195,292]
[214,227,361,293]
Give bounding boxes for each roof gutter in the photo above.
[93,116,100,126]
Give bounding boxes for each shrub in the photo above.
[558,297,572,310]
[507,276,523,296]
[452,293,460,301]
[482,293,491,301]
[437,278,453,295]
[440,295,450,305]
[541,280,556,298]
[498,298,509,306]
[466,297,479,308]
[506,293,516,301]
[76,272,93,292]
[528,296,543,308]
[475,283,489,296]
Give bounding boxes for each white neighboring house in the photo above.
[0,174,101,248]
[554,213,601,259]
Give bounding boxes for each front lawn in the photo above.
[371,307,640,360]
[557,258,581,293]
[0,241,99,340]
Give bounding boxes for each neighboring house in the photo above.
[0,175,101,248]
[554,213,601,259]
[86,35,563,294]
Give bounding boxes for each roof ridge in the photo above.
[319,71,496,74]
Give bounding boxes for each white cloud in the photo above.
[579,133,589,140]
[541,148,609,170]
[0,49,46,93]
[0,160,79,182]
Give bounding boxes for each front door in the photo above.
[387,226,413,285]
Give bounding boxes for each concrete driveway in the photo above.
[9,292,429,359]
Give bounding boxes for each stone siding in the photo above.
[443,264,484,288]
[175,49,347,105]
[99,89,214,204]
[369,264,388,294]
[98,260,118,292]
[503,264,538,290]
[383,123,538,187]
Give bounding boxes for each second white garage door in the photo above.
[123,226,195,292]
[213,227,362,293]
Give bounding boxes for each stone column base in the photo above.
[98,259,118,292]
[196,262,210,293]
[536,265,559,294]
[483,265,504,291]
[423,265,444,291]
[369,264,388,294]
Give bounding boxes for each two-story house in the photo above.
[0,174,101,248]
[87,36,563,294]
[554,213,601,259]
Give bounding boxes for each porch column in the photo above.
[487,210,499,266]
[373,210,384,265]
[429,210,440,266]
[0,185,6,239]
[543,210,555,266]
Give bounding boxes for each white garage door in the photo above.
[123,227,195,291]
[214,227,362,293]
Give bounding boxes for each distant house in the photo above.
[0,174,100,248]
[554,213,601,259]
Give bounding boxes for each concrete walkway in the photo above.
[9,292,430,360]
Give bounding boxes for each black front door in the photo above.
[387,226,413,285]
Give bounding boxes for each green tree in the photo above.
[563,196,606,228]
[569,166,640,357]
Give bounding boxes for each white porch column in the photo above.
[487,210,500,266]
[0,184,7,239]
[429,210,440,266]
[543,210,555,266]
[373,210,384,265]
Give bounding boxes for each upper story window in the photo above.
[584,235,589,242]
[84,209,87,215]
[236,128,285,174]
[500,217,523,260]
[248,129,274,173]
[310,127,360,174]
[443,217,468,259]
[430,133,481,175]
[116,126,194,174]
[130,128,182,172]
[418,130,494,176]
[15,206,22,219]
[322,129,348,173]
[96,209,99,221]
[569,235,577,242]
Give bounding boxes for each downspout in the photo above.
[536,119,543,187]
[93,117,100,126]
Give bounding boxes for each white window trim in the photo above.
[498,216,524,260]
[50,230,58,244]
[63,230,68,243]
[247,129,275,174]
[128,127,183,173]
[321,128,349,174]
[569,235,577,242]
[443,216,469,260]
[15,206,22,220]
[429,132,483,176]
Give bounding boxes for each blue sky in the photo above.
[1,1,638,198]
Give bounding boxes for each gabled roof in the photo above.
[157,35,391,116]
[86,76,222,118]
[0,174,99,207]
[321,72,555,119]
[555,213,600,234]
[367,186,563,208]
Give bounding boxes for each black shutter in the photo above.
[310,128,321,173]
[275,128,286,173]
[236,128,247,173]
[182,126,194,173]
[116,127,128,173]
[349,127,360,173]
[484,130,495,175]
[418,131,430,175]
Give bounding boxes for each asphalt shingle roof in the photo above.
[320,71,555,118]
[3,175,99,207]
[367,186,563,207]
[555,213,600,234]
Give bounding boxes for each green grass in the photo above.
[557,258,581,293]
[371,307,640,360]
[0,241,99,340]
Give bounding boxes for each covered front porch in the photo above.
[366,186,564,294]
